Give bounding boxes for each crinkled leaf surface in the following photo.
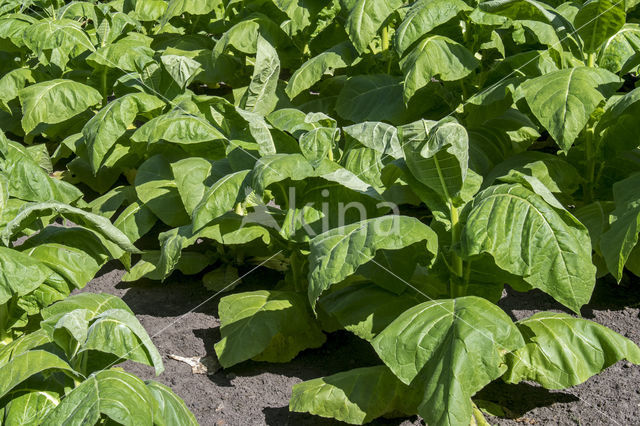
[519,67,621,151]
[503,312,640,389]
[19,79,102,134]
[214,290,326,368]
[460,184,596,313]
[290,365,420,425]
[42,370,156,426]
[83,93,164,172]
[307,215,438,308]
[575,0,626,53]
[343,0,404,54]
[2,201,139,253]
[395,0,471,55]
[600,173,640,281]
[372,296,523,426]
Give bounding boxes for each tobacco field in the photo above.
[2,0,640,424]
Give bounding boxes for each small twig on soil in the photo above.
[168,354,221,375]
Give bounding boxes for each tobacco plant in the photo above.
[2,0,640,425]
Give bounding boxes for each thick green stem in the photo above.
[584,126,596,203]
[450,204,463,279]
[449,204,467,298]
[381,26,390,52]
[587,52,596,68]
[100,67,108,107]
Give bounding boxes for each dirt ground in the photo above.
[78,262,640,426]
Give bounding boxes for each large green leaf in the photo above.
[344,0,403,54]
[84,93,164,172]
[113,201,157,243]
[3,142,82,204]
[400,118,469,203]
[0,247,54,304]
[19,80,102,135]
[335,74,406,123]
[395,0,471,55]
[318,282,419,341]
[239,35,280,116]
[146,381,199,426]
[286,42,356,99]
[401,35,478,102]
[290,365,420,425]
[23,18,94,69]
[503,312,640,389]
[575,0,626,53]
[307,215,438,308]
[519,67,621,151]
[131,110,227,160]
[460,184,596,313]
[135,155,190,227]
[600,173,640,281]
[596,86,640,157]
[371,296,523,426]
[191,170,249,231]
[598,24,640,73]
[214,290,326,368]
[42,370,157,426]
[1,202,139,254]
[0,350,75,400]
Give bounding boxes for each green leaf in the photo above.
[113,201,157,242]
[344,0,403,54]
[600,173,640,281]
[371,296,523,426]
[400,118,469,202]
[596,86,640,157]
[395,0,471,55]
[519,67,621,151]
[19,79,102,135]
[135,155,190,228]
[308,216,438,308]
[146,380,199,426]
[214,290,326,368]
[2,202,139,254]
[170,157,216,217]
[161,54,202,89]
[286,42,356,99]
[240,35,280,116]
[42,370,156,426]
[0,350,75,400]
[401,36,478,103]
[575,0,626,53]
[79,309,164,374]
[83,93,164,173]
[131,110,227,159]
[503,312,640,389]
[318,282,419,341]
[3,142,82,204]
[191,170,249,231]
[290,365,420,425]
[299,127,338,167]
[460,184,596,313]
[336,74,406,123]
[0,247,54,304]
[598,24,640,73]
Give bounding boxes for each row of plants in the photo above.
[2,0,640,424]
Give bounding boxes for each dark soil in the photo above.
[77,263,640,426]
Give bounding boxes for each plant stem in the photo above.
[381,26,390,52]
[584,126,596,203]
[100,67,108,107]
[450,204,464,277]
[381,26,392,74]
[587,52,596,68]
